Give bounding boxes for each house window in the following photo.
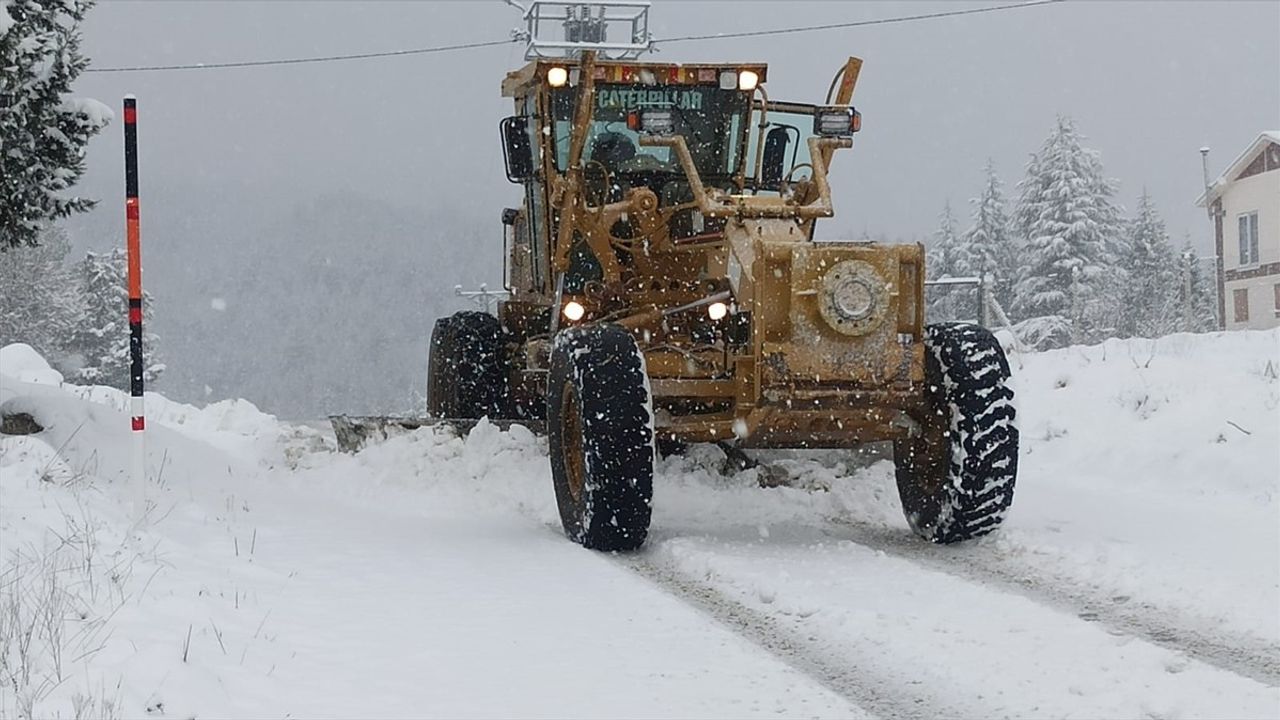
[1237,212,1259,265]
[1233,288,1249,322]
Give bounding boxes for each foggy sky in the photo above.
[56,0,1280,416]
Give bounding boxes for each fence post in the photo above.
[979,274,992,327]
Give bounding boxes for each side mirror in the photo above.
[500,116,535,183]
[760,126,790,188]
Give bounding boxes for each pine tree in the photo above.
[1119,190,1180,337]
[959,159,1019,313]
[68,249,163,387]
[1011,116,1123,344]
[1177,239,1219,333]
[926,201,974,322]
[0,226,84,363]
[0,0,111,249]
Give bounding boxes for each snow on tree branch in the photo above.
[0,0,111,249]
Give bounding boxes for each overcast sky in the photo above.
[69,0,1279,249]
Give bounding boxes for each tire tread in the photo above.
[893,322,1019,544]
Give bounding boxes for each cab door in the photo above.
[745,100,819,195]
[524,93,550,295]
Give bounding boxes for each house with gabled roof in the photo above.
[1197,131,1280,330]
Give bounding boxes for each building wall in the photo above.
[1223,275,1279,329]
[1220,147,1280,330]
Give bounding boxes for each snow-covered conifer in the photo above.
[0,0,111,249]
[958,159,1019,314]
[927,201,962,278]
[1011,116,1123,344]
[927,201,979,322]
[68,249,163,387]
[1177,239,1219,333]
[1119,191,1180,337]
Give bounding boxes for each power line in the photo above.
[85,38,517,73]
[660,0,1065,44]
[84,0,1064,74]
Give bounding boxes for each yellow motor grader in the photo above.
[344,3,1019,550]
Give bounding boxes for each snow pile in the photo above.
[994,328,1280,644]
[0,345,332,716]
[1013,328,1277,501]
[0,349,317,469]
[0,342,64,386]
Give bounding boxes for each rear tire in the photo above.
[547,324,654,551]
[893,323,1018,543]
[426,311,508,419]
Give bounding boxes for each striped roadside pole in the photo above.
[123,95,146,518]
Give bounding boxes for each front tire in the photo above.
[893,323,1019,543]
[547,324,654,551]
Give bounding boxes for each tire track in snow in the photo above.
[823,519,1280,688]
[611,551,945,720]
[536,519,921,717]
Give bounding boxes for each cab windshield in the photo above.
[551,83,749,179]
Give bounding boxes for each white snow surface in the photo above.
[0,330,1277,718]
[0,342,64,386]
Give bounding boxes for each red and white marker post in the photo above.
[123,96,147,518]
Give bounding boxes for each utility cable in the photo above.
[85,38,517,73]
[85,0,1065,74]
[660,0,1064,44]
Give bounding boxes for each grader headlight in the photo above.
[719,69,759,91]
[562,300,586,321]
[817,260,887,336]
[546,66,569,88]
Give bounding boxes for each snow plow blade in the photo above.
[328,415,544,453]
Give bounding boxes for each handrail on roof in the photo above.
[512,1,654,61]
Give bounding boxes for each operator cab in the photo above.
[502,59,861,206]
[496,1,861,307]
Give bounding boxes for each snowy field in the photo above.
[1,330,1277,719]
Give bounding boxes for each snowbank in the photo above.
[993,328,1280,647]
[0,342,64,385]
[1011,328,1278,502]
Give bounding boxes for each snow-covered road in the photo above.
[2,330,1277,718]
[194,487,862,718]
